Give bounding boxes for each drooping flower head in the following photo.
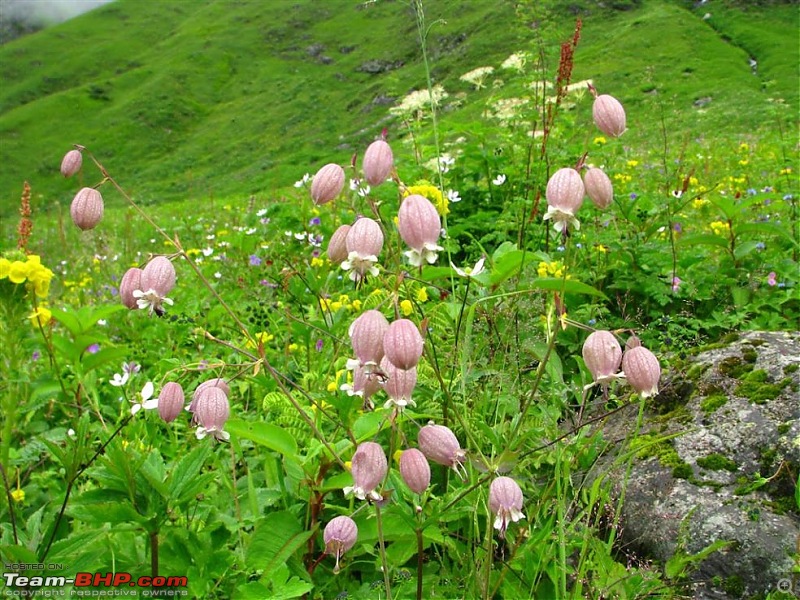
[134,256,176,316]
[188,377,230,413]
[327,224,351,264]
[544,168,585,232]
[70,187,104,231]
[489,476,525,538]
[362,140,394,187]
[582,330,622,388]
[592,94,626,138]
[583,167,613,210]
[341,217,383,283]
[60,149,82,178]
[323,516,358,574]
[622,346,661,398]
[380,356,417,410]
[344,441,387,501]
[398,194,443,267]
[119,267,143,309]
[157,382,185,423]
[310,163,346,205]
[193,386,230,441]
[383,318,424,370]
[348,309,389,369]
[418,423,466,473]
[399,448,430,494]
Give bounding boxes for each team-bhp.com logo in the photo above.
[3,571,188,597]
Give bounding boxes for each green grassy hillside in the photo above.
[0,0,796,218]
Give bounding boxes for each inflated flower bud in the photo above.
[592,94,626,138]
[327,224,351,264]
[60,149,82,178]
[189,377,230,412]
[141,256,176,297]
[399,448,430,494]
[119,267,143,309]
[622,346,661,398]
[324,516,358,574]
[489,476,525,538]
[345,441,387,501]
[380,356,417,409]
[349,309,389,367]
[362,139,394,187]
[352,365,381,408]
[398,194,443,266]
[544,168,584,232]
[70,187,104,231]
[383,318,424,370]
[582,330,622,386]
[583,167,613,210]
[342,217,384,282]
[193,385,230,441]
[311,163,345,205]
[418,423,465,469]
[157,382,185,423]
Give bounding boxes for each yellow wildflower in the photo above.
[780,167,792,175]
[350,299,362,312]
[11,489,24,503]
[310,256,325,268]
[595,244,609,254]
[626,160,639,168]
[393,449,403,464]
[338,294,351,305]
[593,136,607,145]
[739,142,749,152]
[613,173,632,184]
[28,306,52,327]
[288,343,299,353]
[738,159,749,166]
[400,299,413,316]
[330,301,343,312]
[405,183,448,216]
[710,221,730,236]
[0,257,10,279]
[246,331,274,349]
[327,381,338,393]
[689,176,699,187]
[693,198,709,209]
[8,261,29,284]
[416,287,428,303]
[344,461,352,471]
[320,298,332,312]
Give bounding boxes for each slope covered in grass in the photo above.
[0,0,796,219]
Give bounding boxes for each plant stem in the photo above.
[149,530,159,577]
[375,504,393,600]
[415,524,424,600]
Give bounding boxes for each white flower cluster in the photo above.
[389,85,449,119]
[459,66,494,90]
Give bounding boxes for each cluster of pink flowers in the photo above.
[582,330,661,397]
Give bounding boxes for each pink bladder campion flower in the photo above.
[342,217,383,282]
[348,309,389,370]
[310,163,346,205]
[622,346,661,398]
[327,224,351,264]
[380,356,417,410]
[399,448,430,494]
[398,194,443,266]
[119,267,143,309]
[583,167,613,210]
[383,319,424,370]
[418,422,466,472]
[60,149,82,178]
[592,94,627,138]
[345,365,382,410]
[362,139,394,187]
[157,382,185,423]
[344,441,387,501]
[188,377,230,413]
[70,187,104,231]
[193,385,230,441]
[582,330,622,388]
[323,516,358,574]
[544,168,585,232]
[489,476,525,538]
[134,256,176,316]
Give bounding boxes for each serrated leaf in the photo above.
[246,512,314,577]
[67,501,146,525]
[168,443,212,501]
[226,419,298,458]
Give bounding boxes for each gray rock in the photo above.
[600,331,799,598]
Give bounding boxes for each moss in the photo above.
[686,362,710,381]
[700,394,728,414]
[777,422,791,435]
[721,332,741,344]
[746,338,767,347]
[697,453,738,472]
[784,363,799,375]
[741,348,758,363]
[632,435,692,477]
[672,463,693,480]
[734,370,791,404]
[718,356,754,379]
[722,575,744,596]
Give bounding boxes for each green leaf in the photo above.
[733,240,760,260]
[50,308,82,337]
[532,278,608,300]
[678,234,730,250]
[67,500,147,525]
[225,419,298,458]
[168,443,212,501]
[489,249,525,286]
[736,222,800,248]
[246,512,315,577]
[81,346,130,373]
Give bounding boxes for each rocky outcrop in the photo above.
[601,331,799,598]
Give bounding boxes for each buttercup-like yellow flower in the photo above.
[405,183,448,216]
[9,261,29,284]
[311,256,325,268]
[28,306,52,327]
[416,287,428,303]
[0,257,10,279]
[400,299,413,316]
[11,489,24,503]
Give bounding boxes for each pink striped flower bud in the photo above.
[324,516,358,574]
[348,309,389,367]
[351,365,382,410]
[398,194,443,267]
[193,385,230,441]
[342,217,383,282]
[583,167,613,210]
[310,163,346,205]
[489,476,525,538]
[380,356,417,410]
[60,149,82,178]
[119,267,143,309]
[157,382,185,423]
[70,187,104,231]
[582,330,622,387]
[362,140,394,187]
[383,318,423,370]
[344,441,387,501]
[593,94,626,138]
[141,256,176,297]
[418,423,465,470]
[189,377,230,412]
[327,224,351,264]
[544,168,584,232]
[399,448,430,494]
[622,346,661,398]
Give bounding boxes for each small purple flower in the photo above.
[588,319,596,326]
[671,276,681,293]
[315,339,324,352]
[309,216,321,227]
[783,194,794,201]
[673,223,682,233]
[198,359,209,371]
[629,192,638,200]
[260,279,278,288]
[86,343,101,354]
[260,217,270,225]
[756,242,765,250]
[32,350,41,361]
[249,254,262,266]
[747,188,757,196]
[767,272,777,287]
